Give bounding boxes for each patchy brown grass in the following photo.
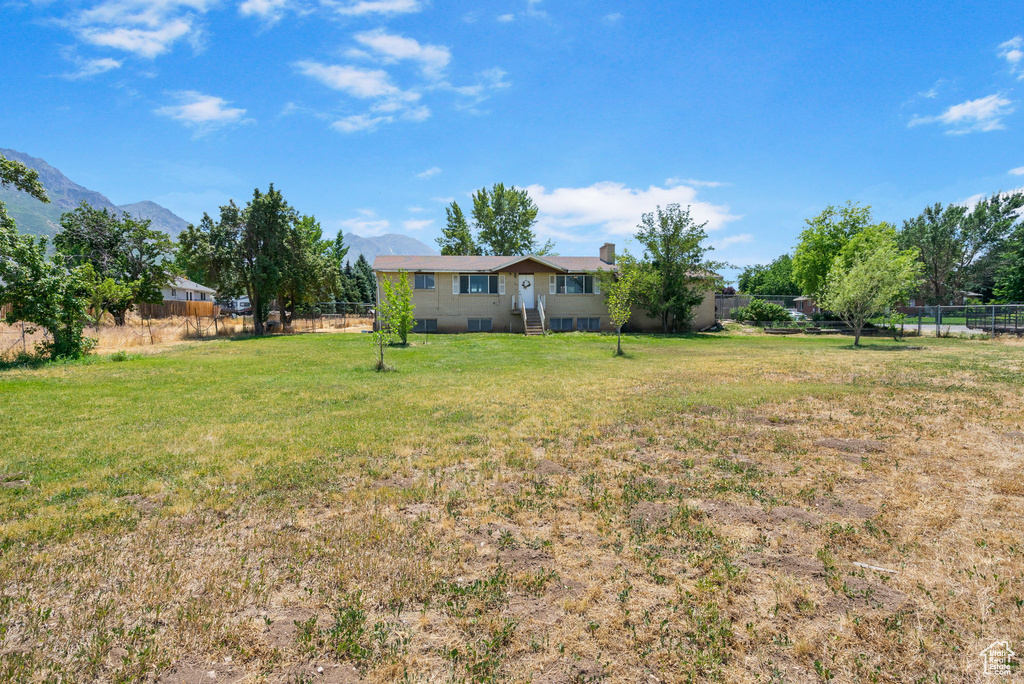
[0,332,1022,682]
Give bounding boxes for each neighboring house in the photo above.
[793,296,820,317]
[373,243,716,334]
[162,276,216,303]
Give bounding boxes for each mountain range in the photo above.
[1,147,438,263]
[341,232,436,266]
[0,148,189,239]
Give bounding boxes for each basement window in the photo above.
[467,318,493,332]
[577,317,601,331]
[549,318,574,331]
[413,319,437,333]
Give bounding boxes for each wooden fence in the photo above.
[0,304,10,320]
[137,301,220,319]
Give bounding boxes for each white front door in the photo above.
[519,275,535,309]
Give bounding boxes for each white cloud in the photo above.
[79,20,193,57]
[239,0,291,22]
[339,209,391,235]
[525,0,546,18]
[294,60,417,100]
[402,219,432,230]
[525,181,740,243]
[407,206,425,212]
[331,113,391,132]
[416,166,441,179]
[335,0,420,15]
[909,94,1014,134]
[69,0,212,58]
[1010,166,1024,176]
[604,12,622,23]
[711,233,753,249]
[61,55,123,79]
[155,90,248,132]
[354,29,451,79]
[999,36,1023,78]
[666,177,726,188]
[497,13,514,22]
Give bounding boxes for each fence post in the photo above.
[917,310,922,336]
[935,306,941,337]
[992,304,997,335]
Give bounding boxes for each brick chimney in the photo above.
[599,242,615,265]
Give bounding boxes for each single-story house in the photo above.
[372,243,716,334]
[792,296,820,317]
[162,276,216,303]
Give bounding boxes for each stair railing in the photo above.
[521,305,528,335]
[537,295,546,334]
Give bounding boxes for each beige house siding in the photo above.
[377,271,717,334]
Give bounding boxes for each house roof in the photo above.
[170,276,216,294]
[372,254,616,273]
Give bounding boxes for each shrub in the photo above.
[732,299,792,324]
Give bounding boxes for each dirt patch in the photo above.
[740,411,798,426]
[694,500,768,525]
[268,663,365,683]
[629,501,675,526]
[535,459,568,476]
[1004,431,1024,443]
[814,438,887,454]
[118,493,167,514]
[743,552,826,580]
[374,475,418,490]
[158,659,243,683]
[0,473,30,489]
[498,547,553,571]
[466,522,520,548]
[264,607,316,650]
[769,506,818,526]
[399,503,437,519]
[812,497,876,520]
[823,576,906,613]
[509,595,562,625]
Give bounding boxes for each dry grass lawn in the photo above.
[0,331,1022,683]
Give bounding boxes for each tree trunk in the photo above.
[661,311,669,334]
[616,326,623,356]
[253,293,264,335]
[112,308,127,326]
[854,323,861,347]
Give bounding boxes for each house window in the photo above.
[170,289,177,298]
[556,275,595,294]
[413,319,437,333]
[550,318,574,331]
[577,317,601,331]
[467,318,492,332]
[459,274,499,294]
[414,274,435,290]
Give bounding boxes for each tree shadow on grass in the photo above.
[838,342,926,351]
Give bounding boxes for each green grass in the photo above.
[1,330,1022,681]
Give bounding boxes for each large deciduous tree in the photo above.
[436,202,479,256]
[179,185,295,335]
[898,192,1024,304]
[736,254,800,295]
[1,157,92,358]
[633,204,725,333]
[819,223,922,347]
[54,203,174,325]
[277,215,339,324]
[792,202,873,296]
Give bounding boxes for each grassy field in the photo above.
[1,331,1023,683]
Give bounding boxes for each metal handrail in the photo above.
[537,295,546,333]
[520,305,528,335]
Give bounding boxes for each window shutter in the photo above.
[499,275,505,295]
[593,277,600,295]
[549,275,556,294]
[453,274,459,295]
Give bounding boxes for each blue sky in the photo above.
[3,0,1024,279]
